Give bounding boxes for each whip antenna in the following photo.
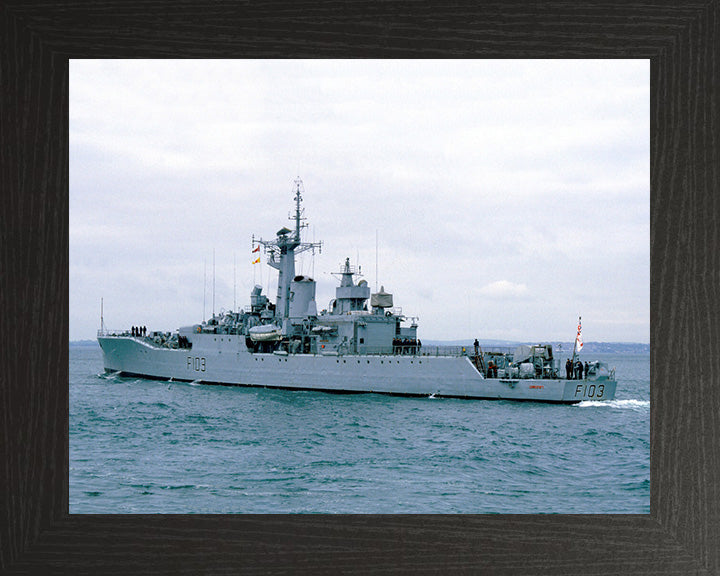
[375,229,379,292]
[212,248,216,319]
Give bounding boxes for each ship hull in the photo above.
[98,335,616,403]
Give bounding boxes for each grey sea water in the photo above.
[70,345,650,513]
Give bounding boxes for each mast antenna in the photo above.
[203,258,206,322]
[212,248,216,319]
[375,229,379,292]
[312,226,316,279]
[292,177,307,242]
[100,297,104,335]
[233,252,236,312]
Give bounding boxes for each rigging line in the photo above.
[252,236,257,289]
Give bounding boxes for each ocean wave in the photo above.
[71,348,650,514]
[577,399,649,410]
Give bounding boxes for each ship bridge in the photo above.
[331,257,370,314]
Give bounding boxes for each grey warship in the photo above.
[98,179,617,403]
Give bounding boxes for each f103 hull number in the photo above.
[187,356,206,372]
[575,383,605,398]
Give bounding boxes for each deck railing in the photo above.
[96,332,519,360]
[358,345,517,357]
[355,345,471,357]
[97,328,129,337]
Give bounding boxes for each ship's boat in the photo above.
[248,324,282,342]
[97,179,617,403]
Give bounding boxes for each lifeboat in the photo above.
[248,324,282,342]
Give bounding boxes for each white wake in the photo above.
[577,399,649,410]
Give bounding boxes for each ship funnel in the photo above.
[289,276,317,319]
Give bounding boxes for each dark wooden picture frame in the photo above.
[1,2,718,574]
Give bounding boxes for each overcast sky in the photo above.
[70,59,649,343]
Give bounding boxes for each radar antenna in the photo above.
[292,177,307,242]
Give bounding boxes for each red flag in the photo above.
[252,245,260,253]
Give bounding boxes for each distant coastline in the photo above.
[70,340,101,347]
[71,339,649,354]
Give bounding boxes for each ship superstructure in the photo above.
[98,179,616,403]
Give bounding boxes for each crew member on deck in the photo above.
[486,361,498,378]
[565,358,572,379]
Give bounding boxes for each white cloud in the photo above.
[479,280,530,299]
[70,59,649,343]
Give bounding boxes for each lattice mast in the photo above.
[255,178,322,322]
